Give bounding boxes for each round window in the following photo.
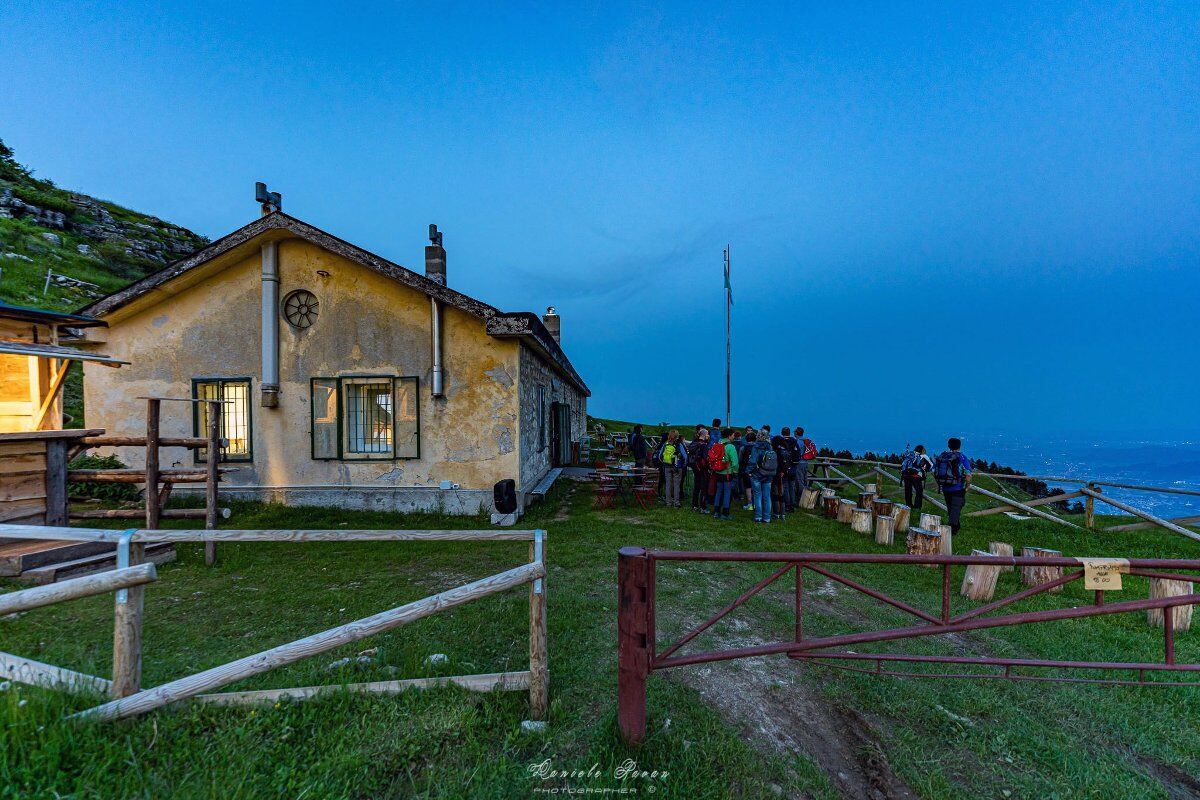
[283,290,319,329]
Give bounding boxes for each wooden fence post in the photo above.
[1085,482,1097,530]
[205,399,220,566]
[617,546,651,745]
[111,532,144,698]
[528,530,548,720]
[145,398,160,530]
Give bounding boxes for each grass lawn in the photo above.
[2,476,1199,799]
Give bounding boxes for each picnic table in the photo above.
[596,464,656,507]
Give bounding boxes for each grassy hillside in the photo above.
[0,138,207,314]
[0,138,208,425]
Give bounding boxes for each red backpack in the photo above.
[707,441,730,472]
[801,438,817,460]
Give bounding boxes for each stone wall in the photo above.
[518,342,587,495]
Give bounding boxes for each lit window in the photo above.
[192,378,252,462]
[310,376,420,460]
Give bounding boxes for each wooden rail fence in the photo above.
[0,525,548,723]
[808,457,1199,544]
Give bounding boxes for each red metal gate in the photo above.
[617,547,1200,744]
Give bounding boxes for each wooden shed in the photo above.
[0,301,126,432]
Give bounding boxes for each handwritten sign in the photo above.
[1076,558,1129,590]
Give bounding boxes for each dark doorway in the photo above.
[550,402,572,467]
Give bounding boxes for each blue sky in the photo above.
[3,2,1198,443]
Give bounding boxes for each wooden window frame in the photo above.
[309,375,421,461]
[191,377,254,463]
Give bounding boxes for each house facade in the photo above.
[78,211,587,515]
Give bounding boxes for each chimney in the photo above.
[543,306,561,345]
[425,224,446,285]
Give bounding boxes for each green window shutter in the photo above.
[394,376,420,459]
[311,378,340,459]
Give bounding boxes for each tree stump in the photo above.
[837,499,856,524]
[892,504,911,534]
[872,498,894,522]
[851,507,873,534]
[823,495,840,518]
[939,523,953,555]
[906,527,941,561]
[1148,579,1194,632]
[875,514,895,546]
[988,541,1014,571]
[800,487,819,510]
[919,512,941,531]
[1021,547,1063,592]
[858,491,876,510]
[961,549,1001,601]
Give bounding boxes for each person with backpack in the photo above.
[794,427,817,490]
[769,430,789,518]
[779,427,801,512]
[746,431,778,522]
[689,426,711,512]
[652,434,669,500]
[733,429,753,510]
[630,425,648,467]
[900,444,934,510]
[709,428,739,519]
[660,430,687,508]
[934,437,973,537]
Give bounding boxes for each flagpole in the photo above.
[724,245,731,427]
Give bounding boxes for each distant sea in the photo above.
[821,432,1200,520]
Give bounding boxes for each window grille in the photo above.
[192,378,253,462]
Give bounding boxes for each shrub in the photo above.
[67,454,141,502]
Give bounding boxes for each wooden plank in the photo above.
[969,484,1082,529]
[967,490,1085,518]
[0,429,103,442]
[0,539,115,577]
[0,454,45,476]
[204,399,219,566]
[0,563,156,616]
[111,541,146,698]
[30,358,70,431]
[81,435,226,449]
[0,524,115,543]
[0,650,111,694]
[826,465,865,491]
[529,536,548,721]
[194,671,531,706]
[1081,487,1200,544]
[0,525,541,544]
[68,469,213,483]
[18,543,174,586]
[0,441,47,457]
[0,498,48,523]
[71,508,228,520]
[0,473,47,503]
[145,399,160,530]
[44,438,68,526]
[1105,515,1200,533]
[77,560,545,722]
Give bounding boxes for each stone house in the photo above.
[77,210,587,516]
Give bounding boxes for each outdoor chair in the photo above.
[594,473,618,509]
[632,469,660,509]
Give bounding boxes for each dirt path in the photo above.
[674,657,915,800]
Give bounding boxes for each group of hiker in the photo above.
[628,420,819,523]
[626,423,974,533]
